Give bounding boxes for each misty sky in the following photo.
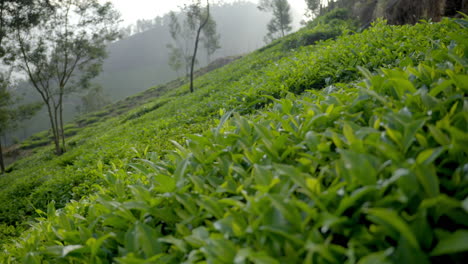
[104,0,308,25]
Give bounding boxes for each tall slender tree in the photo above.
[258,0,293,42]
[187,0,211,93]
[14,0,120,155]
[167,0,218,84]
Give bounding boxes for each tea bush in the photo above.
[0,10,468,263]
[1,16,467,263]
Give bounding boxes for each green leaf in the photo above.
[62,245,84,257]
[343,123,356,145]
[385,127,403,148]
[202,237,237,264]
[431,230,468,256]
[428,125,450,146]
[128,163,151,175]
[174,158,189,186]
[339,150,378,185]
[414,165,440,198]
[87,232,115,260]
[47,200,56,219]
[463,197,468,213]
[367,208,420,250]
[402,119,426,153]
[429,79,452,97]
[216,109,234,134]
[135,222,163,257]
[306,178,321,194]
[197,196,224,219]
[159,235,188,253]
[390,78,416,99]
[358,250,393,264]
[153,174,176,193]
[175,193,198,215]
[268,194,302,230]
[454,18,468,28]
[336,186,378,215]
[451,74,468,92]
[260,226,303,246]
[184,227,209,248]
[252,164,273,187]
[357,66,373,80]
[416,147,445,165]
[234,248,280,264]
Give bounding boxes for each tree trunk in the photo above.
[0,139,5,174]
[190,1,211,93]
[53,106,63,155]
[59,91,66,153]
[46,102,61,155]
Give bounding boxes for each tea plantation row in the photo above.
[1,13,467,263]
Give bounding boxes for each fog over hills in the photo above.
[98,2,273,101]
[5,1,301,145]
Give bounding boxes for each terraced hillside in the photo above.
[1,10,467,263]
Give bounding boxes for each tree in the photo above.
[14,0,120,155]
[167,9,201,79]
[135,19,154,34]
[187,0,211,93]
[1,0,52,57]
[0,72,41,174]
[202,15,221,64]
[0,0,51,172]
[305,0,321,19]
[167,11,192,77]
[167,42,184,77]
[258,0,293,42]
[76,84,110,114]
[118,25,133,39]
[167,1,215,93]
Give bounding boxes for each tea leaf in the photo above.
[431,230,468,256]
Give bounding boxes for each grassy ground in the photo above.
[0,10,467,263]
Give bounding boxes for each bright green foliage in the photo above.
[0,15,467,263]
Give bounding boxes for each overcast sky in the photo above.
[103,0,308,25]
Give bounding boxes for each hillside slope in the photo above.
[1,11,467,263]
[4,1,273,146]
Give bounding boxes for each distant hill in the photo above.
[97,1,293,101]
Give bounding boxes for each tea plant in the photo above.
[1,16,467,263]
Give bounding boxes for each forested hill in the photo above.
[1,5,468,264]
